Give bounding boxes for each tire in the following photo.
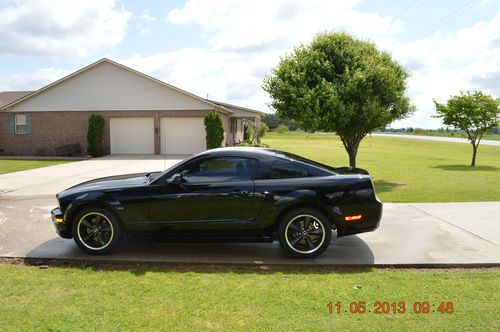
[71,206,122,255]
[278,207,332,258]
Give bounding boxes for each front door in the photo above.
[148,156,256,230]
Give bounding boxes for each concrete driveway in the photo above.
[0,155,185,197]
[0,156,499,266]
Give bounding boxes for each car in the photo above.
[51,147,382,258]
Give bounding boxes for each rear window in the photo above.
[274,151,338,174]
[269,160,329,179]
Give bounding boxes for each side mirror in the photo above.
[167,173,182,185]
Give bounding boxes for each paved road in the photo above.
[372,133,500,146]
[0,155,498,266]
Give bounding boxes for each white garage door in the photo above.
[110,118,154,154]
[161,117,205,154]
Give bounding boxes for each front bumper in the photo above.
[51,207,72,238]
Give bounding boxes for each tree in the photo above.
[87,114,105,157]
[263,32,414,167]
[204,111,224,149]
[433,91,500,166]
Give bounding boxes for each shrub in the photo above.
[276,124,289,133]
[87,114,105,157]
[257,123,269,143]
[204,112,224,149]
[244,122,255,144]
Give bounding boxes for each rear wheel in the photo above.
[278,208,332,258]
[72,207,122,255]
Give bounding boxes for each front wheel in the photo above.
[72,207,122,255]
[278,208,332,258]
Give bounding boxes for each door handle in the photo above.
[230,190,249,196]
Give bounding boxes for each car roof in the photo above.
[197,147,280,159]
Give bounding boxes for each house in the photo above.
[0,58,261,156]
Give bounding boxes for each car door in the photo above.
[148,156,256,229]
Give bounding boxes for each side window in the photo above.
[180,157,256,183]
[15,114,29,134]
[270,160,309,179]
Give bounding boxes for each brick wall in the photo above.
[0,110,222,156]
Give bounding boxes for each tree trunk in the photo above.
[471,143,478,167]
[347,147,358,168]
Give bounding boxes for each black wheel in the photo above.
[71,207,122,255]
[278,208,332,258]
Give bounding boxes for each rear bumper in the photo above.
[51,208,72,239]
[336,198,382,237]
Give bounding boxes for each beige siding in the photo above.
[220,113,230,146]
[9,62,211,112]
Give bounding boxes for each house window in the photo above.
[15,115,29,134]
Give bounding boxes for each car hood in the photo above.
[58,172,159,197]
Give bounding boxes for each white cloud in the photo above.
[0,68,69,91]
[0,0,131,57]
[3,0,499,129]
[137,9,157,35]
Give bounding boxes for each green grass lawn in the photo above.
[0,265,497,330]
[263,132,500,202]
[0,159,74,175]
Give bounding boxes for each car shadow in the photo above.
[25,233,374,267]
[432,164,499,172]
[373,179,407,193]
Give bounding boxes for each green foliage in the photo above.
[263,32,414,167]
[204,112,225,149]
[261,113,300,131]
[434,91,500,166]
[276,123,289,133]
[86,114,105,157]
[257,123,269,143]
[244,121,255,143]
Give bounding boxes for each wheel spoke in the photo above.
[81,220,93,229]
[97,232,105,246]
[288,222,301,232]
[309,228,323,235]
[304,216,312,229]
[305,236,315,249]
[94,214,103,225]
[289,235,302,246]
[83,232,94,242]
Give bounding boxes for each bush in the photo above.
[276,124,289,133]
[257,123,269,143]
[87,114,105,157]
[204,112,224,149]
[244,122,255,144]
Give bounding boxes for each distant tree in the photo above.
[204,112,224,149]
[276,124,289,133]
[261,113,300,131]
[434,91,500,166]
[263,32,414,167]
[87,114,105,157]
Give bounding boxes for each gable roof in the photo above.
[0,91,32,108]
[1,58,231,114]
[208,99,263,116]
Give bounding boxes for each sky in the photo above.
[0,0,499,129]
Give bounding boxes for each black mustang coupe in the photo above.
[51,148,382,258]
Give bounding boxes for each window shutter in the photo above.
[8,114,15,134]
[26,114,32,134]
